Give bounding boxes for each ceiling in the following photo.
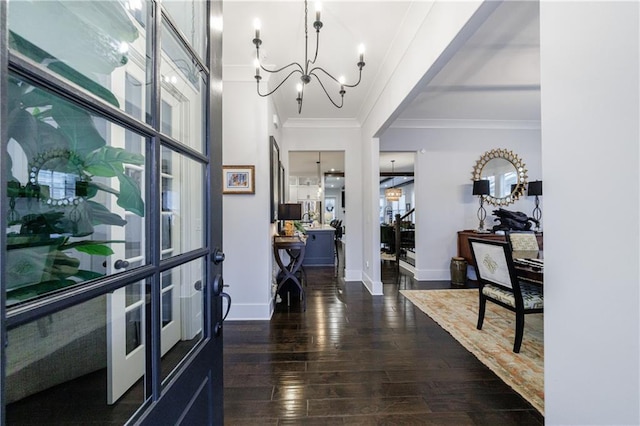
[223,1,540,174]
[288,151,344,177]
[224,1,414,122]
[393,1,540,124]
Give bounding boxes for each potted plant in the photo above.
[5,30,143,305]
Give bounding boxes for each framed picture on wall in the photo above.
[222,165,255,194]
[270,136,280,222]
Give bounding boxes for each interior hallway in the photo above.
[223,262,543,425]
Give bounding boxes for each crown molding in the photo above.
[283,118,361,129]
[389,118,541,130]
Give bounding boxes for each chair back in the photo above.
[469,239,519,292]
[506,231,539,259]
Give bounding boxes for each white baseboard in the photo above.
[399,260,416,276]
[413,268,450,281]
[225,302,273,321]
[362,271,383,295]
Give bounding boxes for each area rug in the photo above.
[400,289,544,414]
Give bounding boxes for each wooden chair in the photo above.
[468,238,543,353]
[506,231,540,259]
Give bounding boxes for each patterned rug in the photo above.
[400,289,544,414]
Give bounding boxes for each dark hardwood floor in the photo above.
[223,261,544,425]
[5,260,543,425]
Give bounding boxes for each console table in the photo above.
[273,236,307,310]
[457,230,543,266]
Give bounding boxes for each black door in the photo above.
[2,1,225,424]
[137,0,225,423]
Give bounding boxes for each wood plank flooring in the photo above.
[223,262,544,425]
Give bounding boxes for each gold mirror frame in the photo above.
[471,148,528,206]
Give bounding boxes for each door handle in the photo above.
[212,248,225,265]
[114,259,130,269]
[221,292,231,321]
[214,292,232,337]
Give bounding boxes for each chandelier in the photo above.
[385,160,402,201]
[252,0,366,113]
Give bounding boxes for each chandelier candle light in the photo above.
[252,0,365,113]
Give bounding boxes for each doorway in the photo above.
[288,151,345,271]
[379,152,416,275]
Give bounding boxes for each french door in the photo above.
[1,0,226,424]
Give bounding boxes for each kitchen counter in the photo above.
[303,224,335,232]
[302,225,336,266]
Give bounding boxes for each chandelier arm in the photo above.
[257,69,303,97]
[308,26,320,66]
[310,73,344,108]
[260,61,304,74]
[252,0,364,114]
[309,66,340,84]
[341,68,363,88]
[310,66,363,89]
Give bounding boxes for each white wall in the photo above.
[541,2,639,424]
[282,123,363,282]
[222,78,281,320]
[359,1,495,293]
[380,127,541,280]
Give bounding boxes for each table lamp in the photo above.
[472,180,490,233]
[528,180,542,231]
[278,203,302,236]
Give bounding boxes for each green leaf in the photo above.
[7,279,79,303]
[9,31,120,107]
[117,173,145,216]
[85,201,127,226]
[50,103,106,155]
[7,108,39,159]
[85,163,120,177]
[34,119,73,152]
[85,146,145,167]
[85,147,144,178]
[88,182,119,196]
[73,243,114,256]
[60,239,124,250]
[84,182,99,198]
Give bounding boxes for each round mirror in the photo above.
[29,149,89,206]
[471,148,527,206]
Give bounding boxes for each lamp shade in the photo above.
[278,203,302,220]
[528,180,543,196]
[472,180,490,196]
